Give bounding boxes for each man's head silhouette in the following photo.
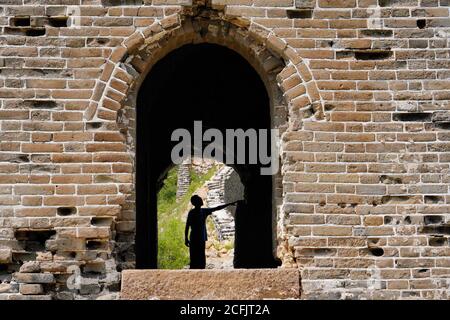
[190,195,204,208]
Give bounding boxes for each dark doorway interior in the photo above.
[136,43,279,269]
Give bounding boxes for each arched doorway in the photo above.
[136,43,280,269]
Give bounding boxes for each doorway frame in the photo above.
[83,14,324,270]
[135,42,279,269]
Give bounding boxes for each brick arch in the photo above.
[84,13,325,126]
[83,12,325,269]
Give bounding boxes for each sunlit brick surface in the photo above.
[0,0,450,300]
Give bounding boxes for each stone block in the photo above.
[0,283,14,294]
[0,249,12,264]
[14,273,55,284]
[121,269,300,300]
[19,284,43,295]
[295,0,316,8]
[432,111,450,123]
[19,261,41,273]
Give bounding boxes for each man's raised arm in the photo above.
[206,201,241,215]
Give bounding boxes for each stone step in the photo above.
[121,269,300,300]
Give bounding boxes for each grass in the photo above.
[157,164,218,269]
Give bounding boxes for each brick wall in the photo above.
[0,0,449,299]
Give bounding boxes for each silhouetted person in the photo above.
[185,195,239,269]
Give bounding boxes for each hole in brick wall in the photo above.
[11,16,31,27]
[286,9,313,19]
[86,122,103,130]
[381,195,413,204]
[41,283,55,294]
[15,230,56,252]
[91,217,113,227]
[393,113,432,122]
[360,30,393,37]
[311,103,320,115]
[419,225,450,235]
[120,53,129,63]
[354,50,393,60]
[435,123,450,130]
[86,240,108,250]
[97,39,108,46]
[384,216,411,225]
[57,207,76,216]
[117,109,126,124]
[378,0,391,6]
[5,154,30,163]
[106,282,121,292]
[48,17,69,28]
[87,38,110,46]
[369,247,384,257]
[417,19,426,29]
[301,105,315,119]
[429,236,447,246]
[424,195,444,204]
[18,155,29,162]
[324,104,336,112]
[336,50,393,60]
[13,252,37,263]
[31,100,58,109]
[4,26,46,37]
[25,28,46,37]
[336,51,355,60]
[119,128,128,137]
[424,215,443,225]
[81,262,105,274]
[418,268,429,273]
[17,154,30,162]
[338,203,346,208]
[380,175,402,184]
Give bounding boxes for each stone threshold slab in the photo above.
[121,269,300,300]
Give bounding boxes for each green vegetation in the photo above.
[157,164,218,269]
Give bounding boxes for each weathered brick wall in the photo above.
[0,0,449,300]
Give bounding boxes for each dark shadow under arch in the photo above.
[136,43,279,269]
